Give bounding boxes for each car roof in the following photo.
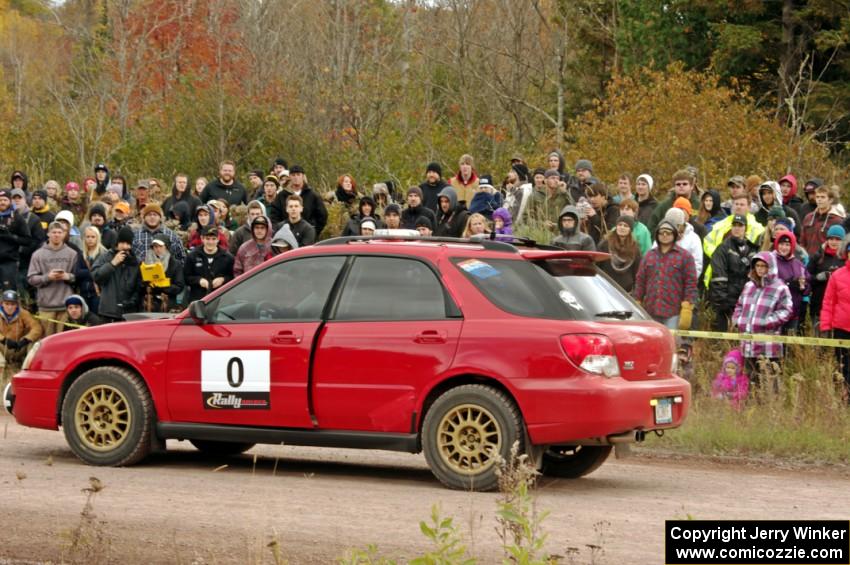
[280,236,608,263]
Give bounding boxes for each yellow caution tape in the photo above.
[31,314,89,330]
[671,329,850,348]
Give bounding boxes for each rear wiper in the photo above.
[594,310,633,320]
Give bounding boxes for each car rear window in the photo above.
[451,257,647,321]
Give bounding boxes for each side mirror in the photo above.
[188,300,207,324]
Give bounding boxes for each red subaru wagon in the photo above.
[4,235,689,490]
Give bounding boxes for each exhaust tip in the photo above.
[3,382,13,416]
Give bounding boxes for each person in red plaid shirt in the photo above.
[634,219,698,330]
[732,251,793,389]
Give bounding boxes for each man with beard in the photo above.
[201,160,248,206]
[419,162,450,214]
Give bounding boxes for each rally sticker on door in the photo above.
[201,350,271,409]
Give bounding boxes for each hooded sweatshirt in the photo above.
[755,181,801,236]
[551,206,595,251]
[780,174,806,220]
[820,253,850,333]
[61,294,103,330]
[271,223,300,250]
[434,186,469,238]
[700,189,727,231]
[772,232,810,320]
[492,208,513,235]
[234,216,273,276]
[732,252,793,358]
[711,348,749,409]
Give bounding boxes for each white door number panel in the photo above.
[201,350,271,410]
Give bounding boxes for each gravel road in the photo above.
[1,411,847,564]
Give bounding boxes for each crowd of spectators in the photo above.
[0,154,848,399]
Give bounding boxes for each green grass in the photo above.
[644,340,850,464]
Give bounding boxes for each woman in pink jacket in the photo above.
[819,237,850,396]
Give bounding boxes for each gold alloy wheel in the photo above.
[73,384,131,452]
[437,403,502,475]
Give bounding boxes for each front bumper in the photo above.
[7,370,63,430]
[517,373,691,446]
[3,381,13,415]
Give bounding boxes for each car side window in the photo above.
[334,256,451,321]
[209,256,346,323]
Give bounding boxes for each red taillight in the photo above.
[560,334,620,377]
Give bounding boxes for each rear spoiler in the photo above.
[518,250,611,263]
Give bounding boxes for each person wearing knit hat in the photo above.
[62,294,102,329]
[258,175,280,210]
[634,173,657,226]
[359,217,377,236]
[597,215,640,293]
[635,218,698,331]
[808,224,847,331]
[768,206,786,220]
[402,185,436,230]
[673,196,693,217]
[420,162,449,214]
[415,215,433,236]
[659,207,704,277]
[30,189,54,232]
[130,200,186,265]
[90,223,142,322]
[575,159,593,176]
[383,203,402,229]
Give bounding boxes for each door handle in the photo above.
[414,330,447,344]
[272,330,302,344]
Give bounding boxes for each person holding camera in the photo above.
[92,226,142,322]
[26,221,78,335]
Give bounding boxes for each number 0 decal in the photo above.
[227,357,244,388]
[201,350,270,410]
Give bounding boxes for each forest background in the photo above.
[0,0,848,193]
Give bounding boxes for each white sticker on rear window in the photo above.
[201,350,271,410]
[457,259,500,279]
[559,290,584,310]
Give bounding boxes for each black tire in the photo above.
[190,440,255,456]
[61,366,153,466]
[541,445,612,478]
[422,384,523,491]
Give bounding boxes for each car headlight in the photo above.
[22,340,41,370]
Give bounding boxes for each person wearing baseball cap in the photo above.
[468,174,503,221]
[131,201,186,265]
[0,288,42,366]
[705,212,759,331]
[0,188,30,292]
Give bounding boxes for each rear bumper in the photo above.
[517,374,691,446]
[8,370,63,430]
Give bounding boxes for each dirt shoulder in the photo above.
[1,413,848,564]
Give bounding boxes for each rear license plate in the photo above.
[654,398,673,424]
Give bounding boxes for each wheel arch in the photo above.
[416,373,523,449]
[56,358,155,426]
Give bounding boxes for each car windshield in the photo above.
[452,257,646,321]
